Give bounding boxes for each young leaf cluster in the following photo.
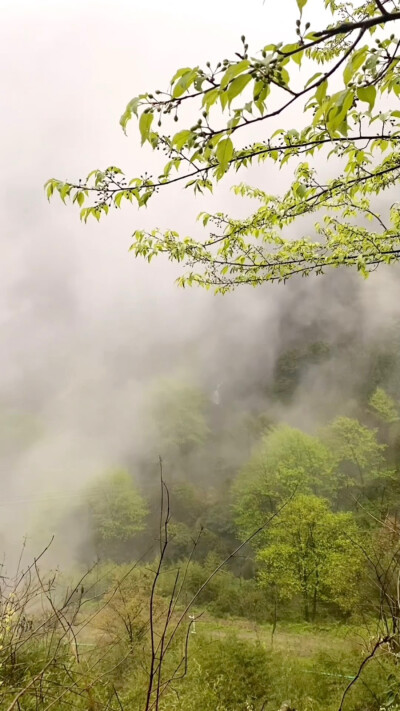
[46,0,400,290]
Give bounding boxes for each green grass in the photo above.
[195,613,362,657]
[175,614,392,711]
[75,591,393,711]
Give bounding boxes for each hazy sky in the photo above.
[0,0,303,447]
[0,0,294,541]
[1,0,293,335]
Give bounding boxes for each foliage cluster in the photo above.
[47,0,400,291]
[36,378,400,632]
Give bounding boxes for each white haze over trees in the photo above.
[2,0,400,563]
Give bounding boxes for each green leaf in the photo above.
[172,129,194,150]
[172,69,198,98]
[120,96,142,133]
[305,72,322,88]
[254,81,270,114]
[127,96,141,117]
[170,67,191,84]
[326,90,354,132]
[296,0,307,14]
[220,60,250,90]
[45,180,55,200]
[216,137,234,176]
[59,183,71,204]
[281,43,303,66]
[115,192,124,208]
[343,47,367,86]
[296,183,307,198]
[292,50,303,66]
[139,112,154,145]
[202,87,219,111]
[220,90,229,111]
[227,73,252,106]
[315,80,327,106]
[356,85,376,112]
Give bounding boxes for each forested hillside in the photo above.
[1,294,400,711]
[4,317,400,710]
[29,325,400,625]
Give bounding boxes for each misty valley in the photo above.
[3,315,400,711]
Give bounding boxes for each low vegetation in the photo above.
[4,374,400,710]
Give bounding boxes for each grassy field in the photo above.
[197,613,365,654]
[77,596,391,711]
[179,614,390,711]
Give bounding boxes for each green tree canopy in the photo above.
[147,378,209,460]
[322,415,385,487]
[85,470,148,559]
[233,425,335,537]
[47,0,400,291]
[369,386,400,424]
[257,494,364,620]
